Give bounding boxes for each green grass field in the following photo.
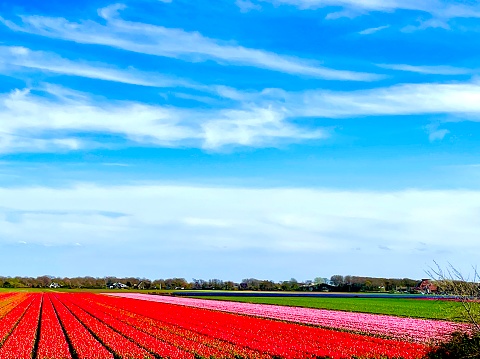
[195,295,465,321]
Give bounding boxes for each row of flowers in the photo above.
[0,293,29,322]
[110,293,469,343]
[0,294,41,359]
[54,294,152,359]
[74,293,269,359]
[50,294,114,359]
[36,295,72,359]
[100,293,428,358]
[0,294,34,349]
[0,292,430,358]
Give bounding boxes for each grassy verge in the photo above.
[193,295,465,321]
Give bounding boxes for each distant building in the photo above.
[415,279,438,294]
[109,282,129,289]
[49,282,60,288]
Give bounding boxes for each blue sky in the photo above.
[1,0,480,281]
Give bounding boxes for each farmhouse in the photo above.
[415,279,438,294]
[109,282,129,289]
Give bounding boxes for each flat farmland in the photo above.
[0,291,465,359]
[190,295,464,321]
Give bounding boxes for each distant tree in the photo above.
[164,278,189,290]
[364,280,373,291]
[259,280,277,291]
[208,279,224,290]
[37,275,52,288]
[281,278,300,291]
[223,281,236,290]
[152,279,165,290]
[330,275,344,286]
[241,278,261,291]
[401,278,417,290]
[192,279,206,290]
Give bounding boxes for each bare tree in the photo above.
[428,261,480,332]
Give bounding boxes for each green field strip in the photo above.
[193,296,465,322]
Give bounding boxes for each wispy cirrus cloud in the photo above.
[236,0,261,12]
[264,0,428,12]
[0,84,324,153]
[358,25,389,35]
[0,45,194,88]
[261,0,480,18]
[2,79,480,154]
[290,81,480,118]
[0,45,290,102]
[401,17,450,32]
[229,80,480,120]
[377,63,472,75]
[0,4,380,81]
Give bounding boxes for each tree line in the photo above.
[0,274,421,292]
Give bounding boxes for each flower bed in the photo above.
[0,292,432,358]
[109,293,469,343]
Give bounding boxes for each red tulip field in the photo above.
[0,291,457,358]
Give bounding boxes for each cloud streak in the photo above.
[290,81,480,118]
[0,84,324,153]
[263,0,480,19]
[358,25,389,35]
[0,5,380,81]
[0,46,195,88]
[377,63,472,75]
[2,76,480,154]
[2,78,480,154]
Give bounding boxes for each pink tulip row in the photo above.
[109,293,469,343]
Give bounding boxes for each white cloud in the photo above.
[0,46,297,102]
[236,0,262,12]
[401,18,450,32]
[262,0,480,19]
[0,6,379,81]
[428,129,449,141]
[0,133,85,153]
[0,46,195,88]
[358,25,389,35]
[264,0,426,11]
[201,106,325,149]
[325,9,360,19]
[425,123,450,141]
[378,63,471,75]
[2,79,480,154]
[183,217,231,227]
[1,184,479,268]
[0,86,195,150]
[289,81,480,118]
[0,84,324,153]
[197,81,480,123]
